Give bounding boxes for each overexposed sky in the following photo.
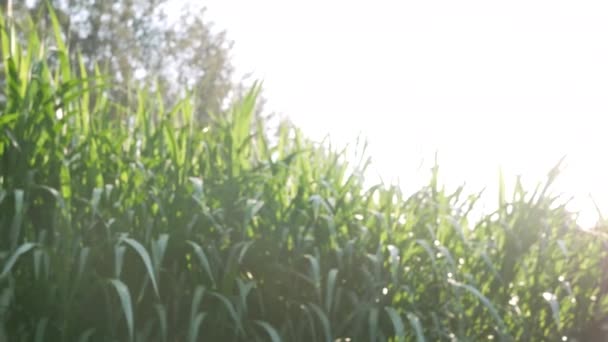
[193,0,607,227]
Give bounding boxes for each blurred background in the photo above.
[196,0,608,228]
[17,0,608,227]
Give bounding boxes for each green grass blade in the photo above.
[186,241,216,287]
[254,320,282,342]
[121,237,160,298]
[210,292,243,335]
[542,292,561,329]
[405,312,425,342]
[77,328,96,342]
[154,304,168,342]
[45,1,70,81]
[304,255,321,300]
[309,303,332,342]
[108,279,134,342]
[385,307,405,342]
[1,242,38,279]
[368,307,379,342]
[236,278,254,315]
[325,268,338,313]
[152,234,169,272]
[188,312,207,342]
[114,245,126,278]
[190,286,205,327]
[9,189,24,250]
[448,279,508,337]
[33,317,48,342]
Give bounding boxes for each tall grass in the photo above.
[1,6,608,341]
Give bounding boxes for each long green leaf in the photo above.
[448,279,508,337]
[385,307,405,342]
[405,312,425,342]
[188,312,207,342]
[108,279,134,342]
[33,317,48,342]
[368,307,379,342]
[325,268,338,313]
[210,292,243,335]
[9,189,24,250]
[77,328,96,342]
[121,237,160,298]
[154,304,167,342]
[309,303,332,342]
[1,242,38,279]
[254,320,281,342]
[187,241,216,287]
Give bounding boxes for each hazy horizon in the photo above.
[171,0,607,227]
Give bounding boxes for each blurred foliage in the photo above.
[2,0,248,122]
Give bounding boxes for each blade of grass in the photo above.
[121,237,160,298]
[384,307,406,342]
[254,320,282,342]
[108,279,134,342]
[1,242,38,279]
[405,312,425,342]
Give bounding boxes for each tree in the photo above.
[8,0,239,122]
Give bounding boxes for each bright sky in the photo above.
[193,0,607,227]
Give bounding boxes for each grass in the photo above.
[1,5,608,341]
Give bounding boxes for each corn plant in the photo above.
[1,5,608,341]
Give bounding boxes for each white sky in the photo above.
[192,0,607,227]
